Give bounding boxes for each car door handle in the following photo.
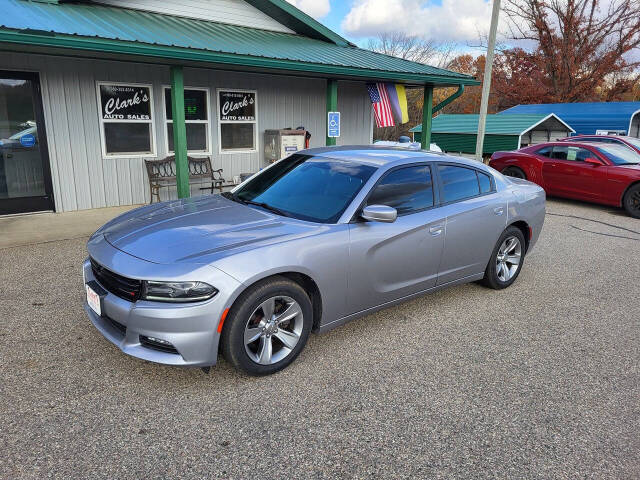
[493,207,504,216]
[429,225,443,236]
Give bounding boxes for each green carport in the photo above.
[410,113,574,156]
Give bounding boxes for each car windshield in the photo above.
[595,144,640,165]
[624,137,640,150]
[227,154,377,223]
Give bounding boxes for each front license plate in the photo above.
[86,284,102,316]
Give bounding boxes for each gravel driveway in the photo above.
[1,198,638,479]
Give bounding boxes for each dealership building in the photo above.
[0,0,477,215]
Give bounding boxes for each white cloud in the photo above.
[286,0,331,19]
[342,0,505,43]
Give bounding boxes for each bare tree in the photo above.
[502,0,640,102]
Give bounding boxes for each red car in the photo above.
[558,135,640,154]
[489,141,640,218]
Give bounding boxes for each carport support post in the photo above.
[170,66,189,199]
[420,85,434,150]
[326,79,338,146]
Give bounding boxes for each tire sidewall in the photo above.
[484,226,526,289]
[221,277,313,376]
[503,167,526,180]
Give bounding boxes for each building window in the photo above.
[163,87,211,154]
[97,82,155,157]
[217,89,257,153]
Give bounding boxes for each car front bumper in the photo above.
[82,250,241,367]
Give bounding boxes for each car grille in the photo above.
[90,258,142,302]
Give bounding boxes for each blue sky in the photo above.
[287,0,495,49]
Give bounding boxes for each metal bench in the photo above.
[144,156,225,203]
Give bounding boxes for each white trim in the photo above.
[161,85,212,156]
[628,109,640,138]
[96,81,157,159]
[519,113,575,136]
[216,88,258,155]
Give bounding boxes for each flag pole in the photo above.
[475,0,501,162]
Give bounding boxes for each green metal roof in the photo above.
[410,113,573,135]
[0,0,478,86]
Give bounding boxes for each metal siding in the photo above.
[431,133,518,154]
[0,52,373,211]
[94,0,294,33]
[502,102,640,135]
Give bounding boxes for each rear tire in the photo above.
[221,276,313,376]
[481,226,526,290]
[502,166,526,180]
[622,184,640,219]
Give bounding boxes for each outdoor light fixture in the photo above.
[142,281,218,302]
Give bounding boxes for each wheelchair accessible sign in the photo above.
[328,111,340,138]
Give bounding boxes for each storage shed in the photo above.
[500,102,640,137]
[410,113,574,154]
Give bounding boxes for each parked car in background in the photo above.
[84,146,545,376]
[558,135,640,154]
[490,141,640,218]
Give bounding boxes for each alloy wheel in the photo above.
[244,296,304,365]
[496,236,522,282]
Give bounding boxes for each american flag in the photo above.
[367,83,395,128]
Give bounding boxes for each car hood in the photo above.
[99,195,325,264]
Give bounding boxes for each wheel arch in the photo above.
[621,180,640,207]
[508,220,531,253]
[228,271,323,332]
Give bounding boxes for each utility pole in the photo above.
[475,0,501,162]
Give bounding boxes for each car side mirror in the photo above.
[584,157,603,166]
[361,205,397,223]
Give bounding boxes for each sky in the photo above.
[285,0,499,49]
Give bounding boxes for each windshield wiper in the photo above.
[223,192,290,217]
[241,199,291,217]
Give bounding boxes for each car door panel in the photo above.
[347,210,446,314]
[542,146,603,200]
[436,193,507,285]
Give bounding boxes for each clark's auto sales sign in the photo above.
[100,84,152,120]
[219,90,255,122]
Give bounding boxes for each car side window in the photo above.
[552,146,592,161]
[367,165,434,215]
[438,165,481,203]
[536,146,553,157]
[478,171,493,194]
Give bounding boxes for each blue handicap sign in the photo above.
[20,133,36,148]
[328,111,340,138]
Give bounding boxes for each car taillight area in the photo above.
[90,258,142,302]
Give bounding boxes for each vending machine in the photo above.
[264,129,307,166]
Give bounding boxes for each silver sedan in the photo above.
[83,146,546,375]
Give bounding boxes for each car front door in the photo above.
[541,145,603,200]
[347,164,446,315]
[435,164,507,285]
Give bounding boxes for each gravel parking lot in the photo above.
[1,198,639,479]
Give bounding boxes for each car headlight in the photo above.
[142,281,218,302]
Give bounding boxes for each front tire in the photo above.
[221,276,313,376]
[502,166,526,180]
[481,226,526,290]
[623,184,640,219]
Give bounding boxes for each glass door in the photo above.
[0,71,54,215]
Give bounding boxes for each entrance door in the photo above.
[0,71,54,215]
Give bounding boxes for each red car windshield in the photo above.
[624,137,640,150]
[595,144,640,165]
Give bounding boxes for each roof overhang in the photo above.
[0,29,479,87]
[520,113,575,135]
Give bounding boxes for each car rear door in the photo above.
[542,145,603,200]
[346,164,446,315]
[434,164,507,285]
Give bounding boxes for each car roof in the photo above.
[302,145,448,167]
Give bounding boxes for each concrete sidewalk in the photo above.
[0,205,142,249]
